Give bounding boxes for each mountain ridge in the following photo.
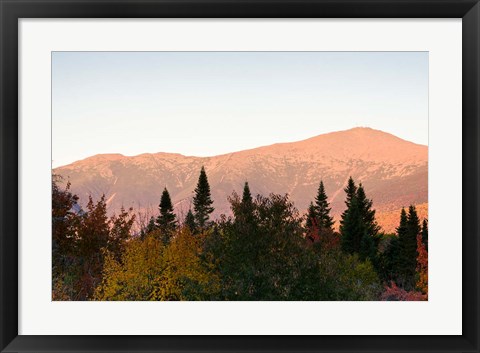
[54,127,428,233]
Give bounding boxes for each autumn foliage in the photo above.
[52,171,427,301]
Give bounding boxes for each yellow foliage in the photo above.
[152,228,220,300]
[94,228,220,301]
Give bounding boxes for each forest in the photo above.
[52,167,428,301]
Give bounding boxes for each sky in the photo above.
[52,51,428,168]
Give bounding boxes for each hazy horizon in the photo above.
[52,52,428,168]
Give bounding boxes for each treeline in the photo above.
[52,168,428,301]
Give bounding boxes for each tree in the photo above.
[184,209,196,233]
[314,180,334,231]
[344,176,357,209]
[156,187,177,241]
[305,202,318,235]
[416,234,428,295]
[340,180,379,262]
[109,206,135,259]
[146,216,157,235]
[340,195,365,255]
[421,219,428,251]
[398,205,420,290]
[193,167,214,230]
[232,182,256,226]
[52,176,80,268]
[76,195,111,299]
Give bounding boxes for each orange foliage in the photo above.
[416,234,428,296]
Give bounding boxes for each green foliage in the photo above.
[193,167,214,230]
[52,175,80,277]
[305,202,317,233]
[53,174,425,302]
[421,219,428,251]
[184,209,197,233]
[340,180,379,263]
[314,180,334,231]
[156,187,177,242]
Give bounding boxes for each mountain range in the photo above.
[54,127,428,233]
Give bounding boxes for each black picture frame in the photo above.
[1,0,479,352]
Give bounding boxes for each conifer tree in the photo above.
[193,167,214,230]
[184,209,196,233]
[146,216,156,234]
[398,205,420,290]
[156,187,177,239]
[305,202,318,231]
[344,177,357,209]
[340,195,365,255]
[340,181,379,262]
[238,182,255,224]
[421,219,428,251]
[314,180,334,231]
[355,184,380,242]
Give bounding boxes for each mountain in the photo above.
[54,127,428,233]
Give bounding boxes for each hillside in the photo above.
[54,127,428,232]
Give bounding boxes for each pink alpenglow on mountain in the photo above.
[54,127,428,233]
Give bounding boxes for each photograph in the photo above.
[51,51,428,301]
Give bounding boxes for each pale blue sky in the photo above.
[52,52,428,168]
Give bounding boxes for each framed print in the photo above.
[0,0,479,352]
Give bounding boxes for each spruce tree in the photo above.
[344,176,357,209]
[395,208,409,287]
[305,202,318,231]
[184,209,196,233]
[340,181,379,262]
[156,187,177,239]
[340,195,365,255]
[422,219,428,251]
[144,216,156,236]
[398,205,420,290]
[193,166,214,230]
[355,184,380,244]
[238,182,255,224]
[314,180,334,231]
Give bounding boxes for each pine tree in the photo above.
[340,195,365,255]
[184,209,196,233]
[239,182,255,224]
[193,167,214,230]
[305,202,318,231]
[344,176,357,209]
[422,219,428,251]
[395,208,408,286]
[156,187,177,240]
[340,181,379,262]
[398,205,420,290]
[146,216,156,234]
[356,184,380,238]
[314,180,334,231]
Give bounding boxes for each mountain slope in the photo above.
[54,127,428,232]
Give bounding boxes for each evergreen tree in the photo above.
[421,219,428,251]
[238,182,255,224]
[314,180,334,231]
[340,181,379,262]
[344,177,357,209]
[305,202,318,231]
[146,216,156,234]
[340,195,365,255]
[156,187,177,239]
[193,167,214,230]
[184,209,196,233]
[398,205,420,290]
